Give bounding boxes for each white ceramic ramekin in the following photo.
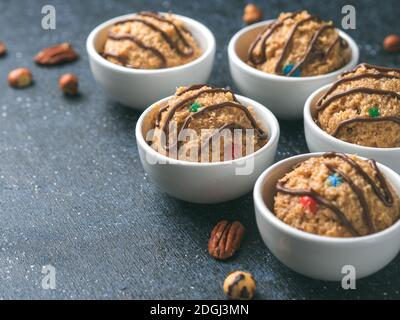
[136,94,280,204]
[228,20,359,120]
[86,13,216,110]
[254,152,400,281]
[304,84,400,173]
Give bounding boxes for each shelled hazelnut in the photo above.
[8,68,33,88]
[59,73,79,95]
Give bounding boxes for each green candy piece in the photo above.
[190,101,201,112]
[368,106,380,118]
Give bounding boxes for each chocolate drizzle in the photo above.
[247,11,300,65]
[325,163,374,233]
[315,64,400,139]
[317,73,400,105]
[332,116,400,137]
[275,152,395,236]
[107,33,167,67]
[323,152,393,206]
[178,102,267,140]
[159,88,239,138]
[104,12,195,68]
[154,86,268,153]
[287,25,334,76]
[274,16,316,74]
[199,122,248,157]
[247,12,347,76]
[276,181,360,236]
[316,88,400,112]
[341,63,400,77]
[102,52,130,66]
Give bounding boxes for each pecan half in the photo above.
[208,220,245,260]
[34,43,79,65]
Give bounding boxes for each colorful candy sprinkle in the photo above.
[190,101,201,112]
[283,64,301,77]
[327,174,343,187]
[368,106,380,118]
[299,196,318,214]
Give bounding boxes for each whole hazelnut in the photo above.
[59,73,79,95]
[383,35,400,53]
[0,41,6,57]
[243,3,263,25]
[223,271,256,300]
[8,68,33,88]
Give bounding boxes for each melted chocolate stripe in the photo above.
[116,15,193,57]
[160,88,239,137]
[247,22,282,65]
[276,181,360,236]
[324,36,340,58]
[247,11,301,65]
[341,63,400,77]
[107,33,166,67]
[323,152,393,206]
[177,84,215,96]
[288,25,334,76]
[138,11,193,54]
[316,88,400,112]
[332,116,400,137]
[156,87,228,127]
[325,164,374,233]
[274,16,316,74]
[102,52,129,66]
[199,122,247,156]
[370,159,394,207]
[178,102,268,141]
[317,73,400,106]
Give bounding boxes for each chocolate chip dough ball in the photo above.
[274,153,400,237]
[315,63,400,148]
[247,10,351,77]
[148,84,268,162]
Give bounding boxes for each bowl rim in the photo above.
[228,19,360,82]
[304,84,400,151]
[253,152,400,244]
[86,12,216,74]
[135,93,280,167]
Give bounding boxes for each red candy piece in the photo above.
[299,196,318,213]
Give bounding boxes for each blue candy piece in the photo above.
[327,174,342,187]
[283,64,301,77]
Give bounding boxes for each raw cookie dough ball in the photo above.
[148,84,269,162]
[223,271,256,300]
[247,10,351,77]
[274,153,400,237]
[315,63,400,148]
[103,12,202,69]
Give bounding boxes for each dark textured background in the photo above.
[0,0,399,299]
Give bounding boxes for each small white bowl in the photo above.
[304,84,400,173]
[136,94,280,204]
[228,20,359,120]
[86,13,216,110]
[254,152,400,281]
